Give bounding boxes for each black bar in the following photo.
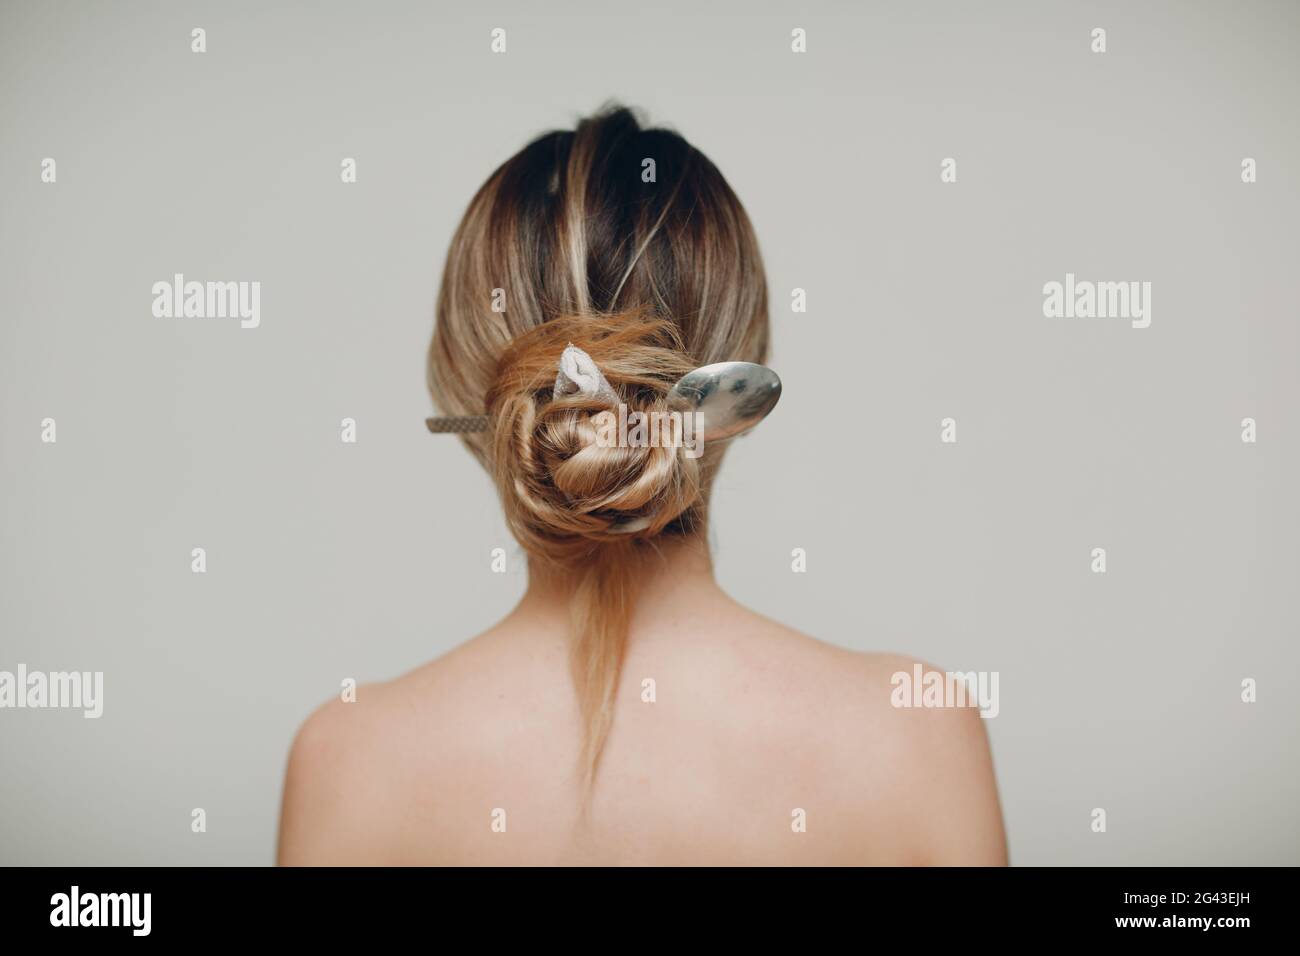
[0,866,1278,942]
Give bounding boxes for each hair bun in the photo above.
[485,313,703,558]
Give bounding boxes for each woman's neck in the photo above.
[513,534,726,630]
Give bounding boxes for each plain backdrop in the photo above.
[1,0,1297,865]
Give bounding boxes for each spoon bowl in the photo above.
[668,361,782,442]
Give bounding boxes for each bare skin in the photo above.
[277,537,1008,865]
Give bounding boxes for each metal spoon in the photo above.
[667,361,782,441]
[425,361,783,439]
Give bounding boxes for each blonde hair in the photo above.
[427,105,769,792]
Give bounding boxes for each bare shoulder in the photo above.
[276,625,571,865]
[711,607,1008,865]
[835,647,1008,865]
[852,650,1006,851]
[276,679,412,865]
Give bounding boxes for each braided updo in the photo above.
[487,313,703,560]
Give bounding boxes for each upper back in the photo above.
[277,596,1007,866]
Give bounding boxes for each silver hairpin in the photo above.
[426,347,781,443]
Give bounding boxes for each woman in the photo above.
[277,106,1007,865]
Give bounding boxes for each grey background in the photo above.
[1,0,1296,865]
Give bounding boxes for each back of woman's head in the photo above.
[428,105,769,794]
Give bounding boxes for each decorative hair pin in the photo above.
[426,344,781,441]
[553,343,619,404]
